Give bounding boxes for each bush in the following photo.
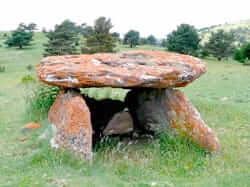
[26,64,33,71]
[0,65,5,73]
[234,43,250,63]
[234,49,245,63]
[25,84,60,121]
[242,43,250,60]
[21,74,36,84]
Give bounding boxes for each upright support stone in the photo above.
[126,88,221,152]
[48,90,93,160]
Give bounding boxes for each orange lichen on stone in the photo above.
[164,89,221,152]
[37,50,206,89]
[48,90,93,160]
[22,122,41,130]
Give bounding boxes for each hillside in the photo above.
[199,19,250,44]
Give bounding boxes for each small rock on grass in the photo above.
[21,122,41,132]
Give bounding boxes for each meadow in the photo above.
[0,33,250,186]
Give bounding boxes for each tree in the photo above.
[82,17,116,54]
[160,39,168,47]
[140,37,148,45]
[166,24,200,56]
[204,30,235,60]
[43,20,79,56]
[111,32,121,42]
[5,23,37,49]
[147,35,157,45]
[123,30,140,48]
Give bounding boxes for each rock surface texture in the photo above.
[103,111,134,136]
[48,90,93,160]
[37,50,206,88]
[36,50,220,160]
[126,88,221,152]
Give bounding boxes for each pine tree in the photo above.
[82,17,116,54]
[204,30,235,60]
[166,24,200,56]
[5,23,36,49]
[147,35,157,45]
[43,20,79,56]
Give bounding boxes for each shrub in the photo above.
[242,43,250,60]
[21,74,36,84]
[25,84,59,121]
[0,65,5,73]
[26,64,33,71]
[234,49,245,63]
[234,43,250,63]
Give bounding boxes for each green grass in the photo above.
[0,33,250,186]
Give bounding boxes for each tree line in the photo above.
[2,17,250,63]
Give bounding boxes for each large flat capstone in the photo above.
[37,50,206,88]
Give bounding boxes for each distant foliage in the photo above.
[234,43,250,63]
[199,46,210,58]
[242,43,250,60]
[204,30,235,61]
[123,30,140,48]
[26,64,33,71]
[5,23,36,49]
[234,49,245,63]
[139,37,148,45]
[160,39,168,47]
[111,32,121,43]
[43,20,79,56]
[147,35,157,45]
[199,24,250,45]
[166,24,200,56]
[0,65,5,73]
[82,17,117,54]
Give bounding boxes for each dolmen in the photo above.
[37,50,221,160]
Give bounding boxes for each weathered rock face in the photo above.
[126,88,221,152]
[37,50,206,89]
[48,90,93,160]
[103,111,134,136]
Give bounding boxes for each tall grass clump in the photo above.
[25,84,59,121]
[154,131,208,176]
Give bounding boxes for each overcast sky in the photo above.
[1,0,250,38]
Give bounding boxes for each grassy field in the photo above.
[0,33,250,187]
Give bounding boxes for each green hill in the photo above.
[199,19,250,44]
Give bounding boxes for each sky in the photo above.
[1,0,250,38]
